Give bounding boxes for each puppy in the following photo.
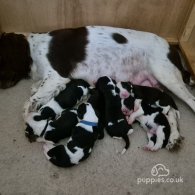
[25,108,78,143]
[117,81,180,118]
[33,79,90,121]
[121,96,170,151]
[43,90,101,167]
[96,76,133,154]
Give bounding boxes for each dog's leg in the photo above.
[166,108,182,151]
[127,105,144,124]
[23,74,70,118]
[30,80,42,96]
[151,62,195,113]
[143,132,156,151]
[43,143,55,160]
[150,126,165,151]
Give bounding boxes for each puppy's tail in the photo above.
[121,135,130,154]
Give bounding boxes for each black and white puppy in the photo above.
[117,81,182,149]
[121,96,171,151]
[96,76,134,154]
[117,81,180,117]
[28,79,90,121]
[25,108,78,143]
[43,90,101,167]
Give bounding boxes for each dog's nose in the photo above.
[120,92,130,99]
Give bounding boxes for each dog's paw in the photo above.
[43,143,55,160]
[143,145,152,151]
[166,136,184,151]
[127,117,134,125]
[121,148,127,155]
[143,143,160,152]
[127,129,134,135]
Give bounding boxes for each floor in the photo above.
[0,79,195,195]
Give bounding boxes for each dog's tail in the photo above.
[121,135,130,154]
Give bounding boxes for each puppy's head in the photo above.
[25,112,47,142]
[96,76,116,91]
[121,96,135,115]
[0,33,32,89]
[77,103,98,122]
[77,103,87,120]
[116,82,132,99]
[25,124,39,142]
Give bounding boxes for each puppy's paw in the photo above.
[43,143,54,160]
[128,129,134,135]
[121,148,127,155]
[127,118,134,125]
[143,145,152,151]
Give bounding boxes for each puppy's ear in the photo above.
[25,124,38,142]
[77,103,86,120]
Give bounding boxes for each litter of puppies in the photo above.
[25,76,183,168]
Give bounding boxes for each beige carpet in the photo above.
[0,79,195,195]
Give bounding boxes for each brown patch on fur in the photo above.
[168,136,184,152]
[0,33,32,88]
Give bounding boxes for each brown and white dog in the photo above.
[0,26,195,148]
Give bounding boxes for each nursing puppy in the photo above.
[121,96,171,151]
[31,79,90,121]
[96,76,133,154]
[25,108,78,143]
[43,90,101,167]
[117,81,182,149]
[117,81,180,117]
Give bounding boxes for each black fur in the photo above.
[25,124,39,143]
[0,33,32,88]
[44,109,78,143]
[112,33,128,44]
[96,76,133,152]
[54,79,90,108]
[37,79,89,120]
[168,44,192,85]
[46,90,101,167]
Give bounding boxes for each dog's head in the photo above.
[25,124,39,143]
[121,96,135,115]
[77,102,98,122]
[116,81,133,99]
[96,76,116,91]
[25,112,48,142]
[0,33,32,89]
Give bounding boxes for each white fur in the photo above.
[65,145,84,164]
[25,112,47,136]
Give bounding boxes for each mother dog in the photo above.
[0,26,195,147]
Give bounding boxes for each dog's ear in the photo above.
[77,103,87,120]
[25,124,38,142]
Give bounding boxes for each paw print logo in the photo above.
[151,164,170,177]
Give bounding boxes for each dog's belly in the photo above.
[71,49,156,86]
